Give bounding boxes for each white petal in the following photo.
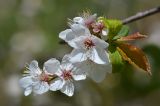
[72,62,89,74]
[24,87,32,96]
[59,29,73,42]
[50,78,64,91]
[70,49,87,63]
[87,62,112,83]
[43,58,60,74]
[61,55,75,71]
[72,74,86,81]
[102,29,108,36]
[60,63,73,71]
[55,70,63,77]
[79,60,112,82]
[29,60,41,76]
[68,36,87,49]
[33,82,49,94]
[60,81,74,97]
[71,24,90,38]
[65,31,76,41]
[70,24,86,37]
[61,54,71,64]
[90,47,110,65]
[89,14,97,21]
[71,64,87,81]
[92,35,108,49]
[73,17,84,25]
[19,76,33,88]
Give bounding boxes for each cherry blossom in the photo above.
[63,55,112,83]
[19,59,60,96]
[50,55,86,96]
[73,13,108,36]
[68,35,110,65]
[19,13,113,97]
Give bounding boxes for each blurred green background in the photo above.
[0,0,160,106]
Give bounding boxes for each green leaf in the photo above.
[98,17,122,40]
[109,44,124,73]
[113,25,129,40]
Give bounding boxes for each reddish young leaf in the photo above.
[117,32,147,41]
[117,43,151,75]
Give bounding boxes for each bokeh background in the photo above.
[0,0,160,106]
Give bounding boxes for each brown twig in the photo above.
[59,6,160,44]
[122,6,160,24]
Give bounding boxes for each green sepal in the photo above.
[109,44,124,73]
[99,17,122,40]
[113,25,129,40]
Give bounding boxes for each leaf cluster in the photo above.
[100,17,151,75]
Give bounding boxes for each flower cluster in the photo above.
[19,13,112,97]
[19,56,86,96]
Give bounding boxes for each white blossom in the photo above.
[19,59,60,96]
[69,35,110,65]
[50,55,86,97]
[59,17,110,65]
[73,14,108,36]
[59,13,97,43]
[20,13,113,97]
[64,55,112,83]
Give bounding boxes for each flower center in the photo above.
[84,38,95,49]
[40,72,50,82]
[61,70,72,80]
